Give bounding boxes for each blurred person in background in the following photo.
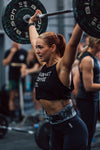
[2,41,27,122]
[21,49,42,113]
[71,34,90,108]
[84,34,89,46]
[71,34,89,100]
[95,51,100,121]
[76,37,100,150]
[71,41,84,110]
[76,41,84,58]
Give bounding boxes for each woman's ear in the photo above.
[51,44,56,52]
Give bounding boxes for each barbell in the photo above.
[0,114,50,150]
[2,0,100,44]
[0,114,38,138]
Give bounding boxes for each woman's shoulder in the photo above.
[81,56,94,69]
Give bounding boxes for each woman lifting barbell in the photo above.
[28,10,88,150]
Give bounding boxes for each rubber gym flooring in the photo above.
[0,120,100,150]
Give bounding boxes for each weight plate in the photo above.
[73,0,100,38]
[0,114,8,139]
[2,0,48,44]
[34,120,50,150]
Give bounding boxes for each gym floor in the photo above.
[0,120,100,150]
[0,130,41,150]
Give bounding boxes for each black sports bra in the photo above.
[34,63,72,100]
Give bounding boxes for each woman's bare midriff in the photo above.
[40,99,72,115]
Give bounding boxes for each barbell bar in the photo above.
[22,9,73,27]
[0,124,35,135]
[0,114,49,136]
[36,9,73,19]
[2,0,100,44]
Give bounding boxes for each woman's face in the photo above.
[35,38,52,62]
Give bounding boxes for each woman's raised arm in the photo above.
[29,11,40,50]
[29,10,44,65]
[62,24,83,71]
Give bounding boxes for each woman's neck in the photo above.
[46,56,60,67]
